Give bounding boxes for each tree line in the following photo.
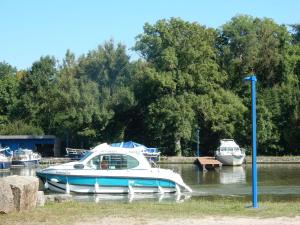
[0,15,299,156]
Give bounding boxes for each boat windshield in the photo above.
[79,151,93,161]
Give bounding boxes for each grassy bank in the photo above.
[1,198,299,225]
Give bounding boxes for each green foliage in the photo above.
[0,63,19,124]
[147,94,195,156]
[0,120,43,135]
[217,15,289,91]
[13,56,58,131]
[134,18,244,155]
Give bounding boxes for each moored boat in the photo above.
[0,147,12,170]
[12,149,41,166]
[36,143,192,194]
[215,139,245,166]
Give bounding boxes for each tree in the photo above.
[76,40,136,143]
[0,62,18,124]
[217,15,289,92]
[12,56,58,133]
[50,51,113,148]
[134,18,245,155]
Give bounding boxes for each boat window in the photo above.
[87,154,139,170]
[126,155,139,169]
[79,151,93,162]
[87,155,101,169]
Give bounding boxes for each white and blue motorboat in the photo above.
[111,141,161,162]
[0,147,12,170]
[36,143,192,194]
[12,149,41,166]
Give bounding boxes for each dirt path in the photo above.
[75,216,300,225]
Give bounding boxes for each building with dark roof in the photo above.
[0,135,60,157]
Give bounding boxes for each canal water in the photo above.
[1,164,299,202]
[162,164,300,201]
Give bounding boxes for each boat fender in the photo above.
[66,182,70,194]
[44,180,49,189]
[128,181,135,195]
[175,184,181,194]
[158,186,165,194]
[94,181,100,193]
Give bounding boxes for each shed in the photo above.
[0,135,60,157]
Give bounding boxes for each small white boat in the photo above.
[12,149,41,166]
[215,139,245,166]
[36,143,192,194]
[0,147,12,170]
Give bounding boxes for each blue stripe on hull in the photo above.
[37,173,175,188]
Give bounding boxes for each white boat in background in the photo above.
[36,143,192,194]
[0,147,12,170]
[12,149,41,166]
[215,139,245,166]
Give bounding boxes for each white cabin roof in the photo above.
[91,143,144,155]
[82,143,151,169]
[219,139,240,148]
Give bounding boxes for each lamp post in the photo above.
[196,128,200,157]
[243,75,258,208]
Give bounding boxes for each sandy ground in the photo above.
[75,216,300,225]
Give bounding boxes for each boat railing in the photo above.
[66,148,90,159]
[150,160,159,168]
[240,148,246,154]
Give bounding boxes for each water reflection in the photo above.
[160,163,300,198]
[0,166,37,177]
[1,164,300,202]
[219,166,246,184]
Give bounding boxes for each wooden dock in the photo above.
[197,157,222,172]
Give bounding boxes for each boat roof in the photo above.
[110,141,158,151]
[219,139,239,148]
[91,143,144,155]
[82,143,151,169]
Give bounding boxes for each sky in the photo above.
[1,0,300,70]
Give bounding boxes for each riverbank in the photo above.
[39,156,300,165]
[158,156,300,164]
[0,199,299,225]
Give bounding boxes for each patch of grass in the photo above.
[1,199,299,225]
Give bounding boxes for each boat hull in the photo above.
[216,154,245,166]
[37,173,177,194]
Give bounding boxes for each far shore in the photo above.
[39,155,300,165]
[159,155,300,164]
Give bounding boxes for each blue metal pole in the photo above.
[251,75,258,208]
